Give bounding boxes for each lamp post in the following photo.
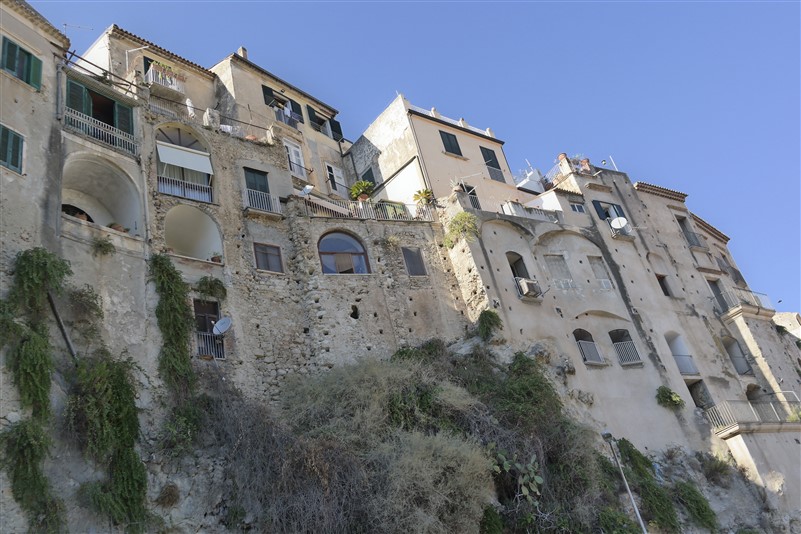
[602,431,648,534]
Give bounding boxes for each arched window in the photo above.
[319,232,370,274]
[506,252,530,279]
[573,329,603,364]
[609,329,641,364]
[722,336,752,375]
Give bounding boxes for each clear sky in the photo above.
[33,0,801,312]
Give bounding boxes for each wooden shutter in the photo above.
[262,85,274,106]
[289,99,303,123]
[245,168,269,193]
[29,55,42,90]
[114,102,133,134]
[329,119,343,140]
[8,131,21,171]
[480,146,500,168]
[591,200,607,220]
[306,105,317,125]
[66,80,87,113]
[2,38,18,73]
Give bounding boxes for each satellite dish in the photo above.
[610,217,629,230]
[213,317,232,336]
[299,185,314,197]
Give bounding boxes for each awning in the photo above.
[156,141,213,174]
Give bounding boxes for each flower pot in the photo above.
[211,255,222,264]
[357,194,370,201]
[109,223,125,232]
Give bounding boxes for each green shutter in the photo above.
[289,99,303,123]
[262,85,274,106]
[306,105,317,125]
[329,119,343,140]
[66,80,87,113]
[9,131,21,171]
[480,146,500,168]
[0,126,9,167]
[114,103,133,134]
[2,37,18,74]
[29,55,42,90]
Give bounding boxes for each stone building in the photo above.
[1,0,799,529]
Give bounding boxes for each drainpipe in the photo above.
[55,61,64,120]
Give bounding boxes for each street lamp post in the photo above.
[602,431,648,534]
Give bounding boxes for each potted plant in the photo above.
[108,222,125,232]
[210,252,223,263]
[349,180,374,201]
[413,189,434,205]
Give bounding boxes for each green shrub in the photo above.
[492,353,562,431]
[674,480,716,530]
[391,338,447,364]
[68,352,139,462]
[149,254,195,399]
[69,284,104,321]
[91,236,116,257]
[479,506,503,534]
[639,476,679,533]
[160,403,203,457]
[696,452,731,486]
[1,419,65,532]
[195,276,227,301]
[349,180,375,200]
[598,507,640,534]
[656,385,685,410]
[443,212,479,248]
[82,447,148,532]
[617,438,654,480]
[477,309,503,341]
[10,247,72,313]
[0,299,26,350]
[8,322,54,419]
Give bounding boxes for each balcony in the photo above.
[613,341,642,365]
[196,332,225,360]
[275,108,301,130]
[149,94,200,124]
[576,340,604,364]
[714,287,774,316]
[705,400,801,437]
[682,230,707,249]
[157,175,213,203]
[63,108,137,156]
[672,354,699,375]
[501,201,560,223]
[145,65,185,94]
[245,189,282,216]
[303,198,435,222]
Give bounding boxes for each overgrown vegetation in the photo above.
[674,480,717,530]
[195,275,227,301]
[149,253,195,400]
[477,309,503,341]
[696,451,732,486]
[443,212,480,248]
[68,284,104,321]
[91,236,116,257]
[656,385,686,410]
[8,247,72,313]
[8,322,54,419]
[617,438,679,533]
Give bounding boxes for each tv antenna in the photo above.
[62,23,94,37]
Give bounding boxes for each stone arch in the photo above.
[722,335,752,375]
[155,122,211,152]
[61,152,142,232]
[479,218,534,240]
[164,204,223,261]
[536,228,595,247]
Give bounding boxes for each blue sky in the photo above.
[34,1,801,312]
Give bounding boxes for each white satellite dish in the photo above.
[213,316,232,336]
[610,217,629,230]
[299,185,314,197]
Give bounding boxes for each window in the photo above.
[0,124,23,173]
[591,200,625,221]
[656,274,671,296]
[1,37,42,89]
[480,146,503,181]
[573,329,603,364]
[326,164,346,193]
[506,252,530,279]
[439,131,462,156]
[319,232,370,274]
[284,141,306,178]
[570,203,585,213]
[306,105,343,140]
[254,243,283,273]
[609,329,641,364]
[245,168,269,193]
[361,167,375,184]
[677,216,703,247]
[544,254,576,289]
[194,299,224,360]
[66,79,134,134]
[402,247,427,276]
[588,256,613,290]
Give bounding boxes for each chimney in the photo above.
[236,46,248,60]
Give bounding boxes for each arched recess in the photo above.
[722,336,752,375]
[506,251,530,279]
[318,230,370,274]
[164,205,223,261]
[61,153,142,232]
[155,124,215,203]
[573,328,604,363]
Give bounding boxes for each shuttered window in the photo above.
[402,247,427,276]
[66,79,134,134]
[361,167,375,184]
[1,37,42,89]
[254,243,283,273]
[0,124,23,173]
[245,168,269,193]
[439,131,462,156]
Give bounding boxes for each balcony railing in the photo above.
[672,354,699,375]
[196,332,225,360]
[157,175,213,203]
[245,189,282,215]
[705,400,801,431]
[303,198,435,222]
[149,95,200,123]
[500,201,560,223]
[715,287,774,314]
[145,66,185,94]
[576,340,604,364]
[613,341,642,365]
[64,108,138,155]
[408,104,489,136]
[486,165,505,182]
[288,159,309,179]
[275,108,300,129]
[682,230,706,249]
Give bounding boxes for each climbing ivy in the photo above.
[9,247,72,313]
[8,322,54,419]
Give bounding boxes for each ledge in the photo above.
[715,421,801,440]
[442,151,468,161]
[60,214,145,256]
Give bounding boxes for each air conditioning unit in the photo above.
[517,277,543,298]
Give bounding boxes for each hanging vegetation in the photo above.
[9,247,72,313]
[195,276,227,301]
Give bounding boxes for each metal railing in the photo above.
[486,165,505,182]
[682,231,706,248]
[715,287,774,314]
[705,400,801,431]
[157,175,213,203]
[467,194,482,210]
[64,108,138,155]
[145,66,185,93]
[196,332,225,360]
[672,354,699,375]
[149,95,200,123]
[245,189,282,215]
[408,104,489,136]
[613,341,641,365]
[287,159,309,179]
[500,201,560,223]
[275,108,300,129]
[577,340,604,364]
[303,198,435,222]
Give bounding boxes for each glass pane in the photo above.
[319,232,364,253]
[321,254,337,274]
[352,255,368,274]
